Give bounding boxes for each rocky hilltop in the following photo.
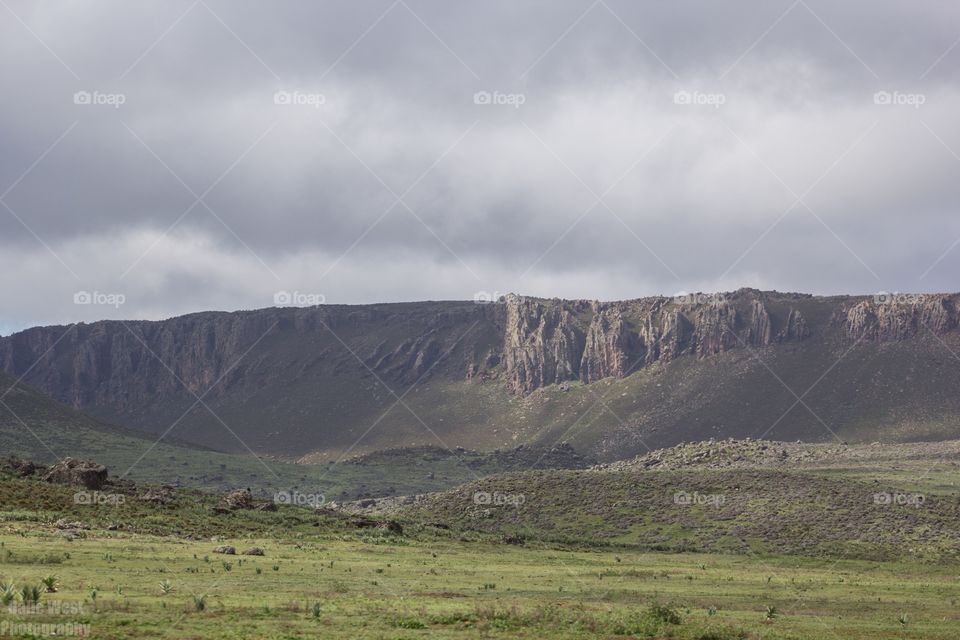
[2,289,959,459]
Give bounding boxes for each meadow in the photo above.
[2,519,959,638]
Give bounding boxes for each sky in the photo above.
[1,0,959,334]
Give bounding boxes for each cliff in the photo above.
[2,289,959,459]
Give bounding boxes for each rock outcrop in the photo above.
[840,295,957,342]
[580,305,641,383]
[42,458,108,490]
[505,290,814,394]
[502,296,586,394]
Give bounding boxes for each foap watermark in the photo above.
[0,622,90,637]
[74,491,125,506]
[473,491,525,507]
[274,90,326,108]
[873,90,926,108]
[73,90,125,109]
[273,290,325,307]
[73,291,125,309]
[274,490,326,508]
[873,492,925,507]
[473,90,526,108]
[673,90,726,109]
[473,290,505,304]
[873,292,926,306]
[672,291,728,307]
[674,491,725,507]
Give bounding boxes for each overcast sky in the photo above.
[1,0,959,334]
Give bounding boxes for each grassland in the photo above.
[2,469,960,638]
[2,522,958,638]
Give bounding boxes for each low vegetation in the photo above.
[1,454,959,638]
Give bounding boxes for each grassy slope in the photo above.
[0,373,585,498]
[393,464,960,562]
[1,472,958,639]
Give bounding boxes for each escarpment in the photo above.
[1,290,958,423]
[503,290,814,393]
[501,296,586,394]
[838,295,957,342]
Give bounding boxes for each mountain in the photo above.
[2,289,959,462]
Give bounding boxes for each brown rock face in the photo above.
[502,296,586,394]
[580,305,641,383]
[840,295,957,342]
[778,309,809,342]
[508,290,811,392]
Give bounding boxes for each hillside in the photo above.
[0,372,572,498]
[2,289,960,461]
[381,457,960,562]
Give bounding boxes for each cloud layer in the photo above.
[2,0,959,333]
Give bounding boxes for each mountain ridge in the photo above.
[2,288,958,461]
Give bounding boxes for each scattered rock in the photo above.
[212,545,236,555]
[242,547,265,556]
[4,456,43,477]
[139,487,175,504]
[219,489,255,510]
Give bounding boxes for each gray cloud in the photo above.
[2,0,960,333]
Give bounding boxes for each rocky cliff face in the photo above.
[501,296,586,394]
[839,295,957,342]
[2,290,958,442]
[502,290,816,391]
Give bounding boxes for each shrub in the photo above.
[394,617,426,629]
[41,575,59,593]
[20,584,42,605]
[646,603,682,626]
[0,582,16,605]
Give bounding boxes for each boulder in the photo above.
[242,547,265,556]
[212,545,236,555]
[218,489,254,511]
[43,458,107,490]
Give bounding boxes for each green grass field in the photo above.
[3,465,960,640]
[2,528,958,639]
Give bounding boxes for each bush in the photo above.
[20,584,42,605]
[393,617,426,629]
[646,603,682,625]
[40,575,59,593]
[0,581,16,605]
